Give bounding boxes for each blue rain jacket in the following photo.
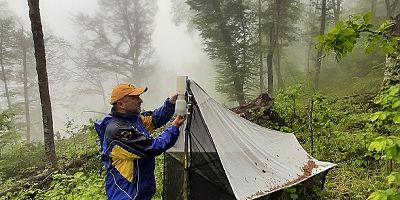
[94,99,179,200]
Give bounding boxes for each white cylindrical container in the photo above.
[175,76,188,116]
[175,99,187,116]
[176,76,187,93]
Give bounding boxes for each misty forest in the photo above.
[0,0,400,199]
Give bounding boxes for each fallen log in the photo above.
[230,92,286,127]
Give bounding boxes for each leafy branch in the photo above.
[318,13,399,61]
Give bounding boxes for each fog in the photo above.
[0,0,378,140]
[4,0,219,138]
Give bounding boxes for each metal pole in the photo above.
[183,80,193,200]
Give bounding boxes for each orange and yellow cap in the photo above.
[110,83,147,104]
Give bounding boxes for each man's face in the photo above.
[119,95,143,114]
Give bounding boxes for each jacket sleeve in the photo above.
[106,123,180,158]
[146,125,180,156]
[141,98,175,131]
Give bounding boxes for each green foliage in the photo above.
[366,85,400,200]
[2,120,168,200]
[272,85,377,163]
[368,189,400,200]
[40,171,105,200]
[318,11,400,200]
[273,84,306,131]
[55,119,101,171]
[0,111,46,180]
[369,136,400,162]
[280,177,325,200]
[371,85,400,129]
[263,82,388,199]
[0,142,45,179]
[154,155,164,200]
[324,162,387,200]
[9,170,106,200]
[0,111,18,149]
[318,13,399,60]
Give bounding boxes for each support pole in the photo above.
[183,80,193,200]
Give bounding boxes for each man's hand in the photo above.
[169,92,178,104]
[172,115,186,128]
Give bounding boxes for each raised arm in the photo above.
[105,115,186,158]
[141,93,178,131]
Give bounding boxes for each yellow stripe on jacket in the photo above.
[110,145,141,182]
[141,115,155,131]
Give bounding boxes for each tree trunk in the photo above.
[313,0,326,91]
[383,56,400,88]
[371,0,377,17]
[274,41,284,89]
[332,0,341,25]
[258,0,264,94]
[0,22,11,110]
[385,0,400,19]
[20,30,31,144]
[306,0,318,73]
[240,1,247,103]
[27,0,57,169]
[266,0,279,97]
[266,42,274,96]
[382,15,400,89]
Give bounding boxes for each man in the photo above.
[94,83,185,200]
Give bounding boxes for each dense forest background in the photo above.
[0,0,400,199]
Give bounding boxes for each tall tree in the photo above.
[262,0,302,93]
[265,0,278,96]
[187,0,258,105]
[73,0,157,85]
[17,28,32,144]
[27,0,57,168]
[0,18,15,110]
[314,0,327,90]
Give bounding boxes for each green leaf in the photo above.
[379,112,388,121]
[368,190,388,200]
[388,86,400,96]
[387,172,400,185]
[343,28,355,36]
[363,12,373,24]
[392,100,400,109]
[379,21,394,31]
[344,41,354,50]
[381,40,396,54]
[290,193,299,200]
[371,112,381,121]
[385,188,398,196]
[393,116,400,124]
[369,140,386,152]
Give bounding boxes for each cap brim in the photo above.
[128,87,147,96]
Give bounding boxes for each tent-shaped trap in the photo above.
[163,80,336,200]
